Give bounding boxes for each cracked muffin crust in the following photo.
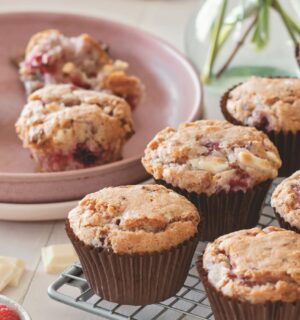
[15,84,134,172]
[19,29,143,109]
[142,120,281,195]
[225,77,300,132]
[271,171,300,230]
[68,184,200,254]
[202,226,300,303]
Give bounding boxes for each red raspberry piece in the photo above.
[0,304,20,320]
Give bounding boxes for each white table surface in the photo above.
[0,0,222,319]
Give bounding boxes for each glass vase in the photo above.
[185,0,300,92]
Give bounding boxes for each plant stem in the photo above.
[201,0,228,84]
[296,44,300,67]
[216,14,258,78]
[273,0,298,45]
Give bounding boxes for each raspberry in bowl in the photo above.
[15,84,134,172]
[19,29,143,110]
[142,120,281,241]
[0,295,31,320]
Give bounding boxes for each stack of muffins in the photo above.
[15,29,143,172]
[64,73,300,319]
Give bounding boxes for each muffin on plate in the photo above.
[221,76,300,176]
[15,84,134,172]
[271,170,300,233]
[19,29,143,109]
[142,120,281,241]
[197,226,300,320]
[66,184,200,305]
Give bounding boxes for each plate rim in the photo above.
[0,10,203,182]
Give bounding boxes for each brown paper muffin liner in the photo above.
[197,256,300,320]
[273,209,300,234]
[156,179,271,241]
[66,220,199,305]
[220,81,300,177]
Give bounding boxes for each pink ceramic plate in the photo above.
[0,12,203,204]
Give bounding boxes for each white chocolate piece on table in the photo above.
[41,244,78,274]
[2,257,26,287]
[0,258,15,292]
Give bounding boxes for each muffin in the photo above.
[197,226,300,320]
[15,84,134,172]
[221,76,300,176]
[66,184,200,305]
[142,120,281,241]
[271,170,300,233]
[19,29,143,109]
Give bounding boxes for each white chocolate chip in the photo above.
[41,244,78,274]
[189,156,229,174]
[237,150,277,177]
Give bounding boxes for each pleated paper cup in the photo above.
[220,80,300,177]
[66,220,199,305]
[273,209,300,234]
[156,179,271,242]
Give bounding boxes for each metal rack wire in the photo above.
[48,179,281,319]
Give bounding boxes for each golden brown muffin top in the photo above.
[68,184,199,254]
[271,171,300,229]
[226,77,300,132]
[203,226,300,303]
[142,120,281,195]
[15,84,134,152]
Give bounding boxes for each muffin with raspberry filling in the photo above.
[19,29,143,109]
[15,84,134,172]
[221,77,300,176]
[271,170,300,233]
[198,226,300,320]
[142,120,281,240]
[66,184,200,304]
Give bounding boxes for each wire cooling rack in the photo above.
[48,179,282,320]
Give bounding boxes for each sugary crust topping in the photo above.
[203,226,300,303]
[68,184,199,254]
[142,120,281,195]
[226,77,300,132]
[15,84,134,171]
[271,171,300,229]
[19,29,143,109]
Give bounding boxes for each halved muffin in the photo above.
[19,29,143,109]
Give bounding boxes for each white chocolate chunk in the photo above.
[0,257,26,287]
[189,156,229,174]
[0,258,15,292]
[237,150,277,177]
[266,151,282,167]
[41,244,78,274]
